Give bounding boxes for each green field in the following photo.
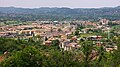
[80,33,96,37]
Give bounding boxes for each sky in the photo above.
[0,0,120,8]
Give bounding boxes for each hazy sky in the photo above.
[0,0,120,8]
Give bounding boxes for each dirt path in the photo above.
[0,55,4,62]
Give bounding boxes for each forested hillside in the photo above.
[0,6,120,21]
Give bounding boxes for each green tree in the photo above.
[0,46,43,67]
[74,30,79,36]
[81,41,94,67]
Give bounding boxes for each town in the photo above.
[0,17,120,67]
[0,19,120,52]
[0,0,120,66]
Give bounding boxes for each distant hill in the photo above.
[0,6,120,21]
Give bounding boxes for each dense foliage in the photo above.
[0,37,120,67]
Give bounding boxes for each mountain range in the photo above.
[0,6,120,21]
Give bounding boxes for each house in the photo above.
[87,36,102,41]
[105,45,117,52]
[44,41,52,46]
[60,40,80,51]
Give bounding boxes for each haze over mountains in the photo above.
[0,6,120,21]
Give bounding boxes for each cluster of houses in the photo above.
[0,19,118,52]
[0,22,73,38]
[0,21,80,51]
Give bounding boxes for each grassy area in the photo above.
[80,33,95,37]
[112,25,120,30]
